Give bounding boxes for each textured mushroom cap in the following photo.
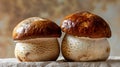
[61,11,111,38]
[13,17,61,40]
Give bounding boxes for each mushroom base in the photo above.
[15,38,60,62]
[62,34,110,62]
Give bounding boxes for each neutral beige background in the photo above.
[0,0,119,58]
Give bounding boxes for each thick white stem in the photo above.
[62,34,110,61]
[15,38,60,62]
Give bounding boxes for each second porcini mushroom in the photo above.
[12,17,61,62]
[60,11,111,61]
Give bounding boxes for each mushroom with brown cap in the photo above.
[60,11,111,61]
[12,17,61,62]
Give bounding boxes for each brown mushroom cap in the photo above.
[13,17,61,40]
[60,11,111,38]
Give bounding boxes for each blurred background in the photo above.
[0,0,120,58]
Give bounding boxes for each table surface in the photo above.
[0,56,120,67]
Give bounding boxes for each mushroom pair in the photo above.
[12,11,111,62]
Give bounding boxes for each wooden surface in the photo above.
[0,56,120,67]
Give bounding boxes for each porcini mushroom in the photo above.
[12,17,61,62]
[60,11,111,61]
